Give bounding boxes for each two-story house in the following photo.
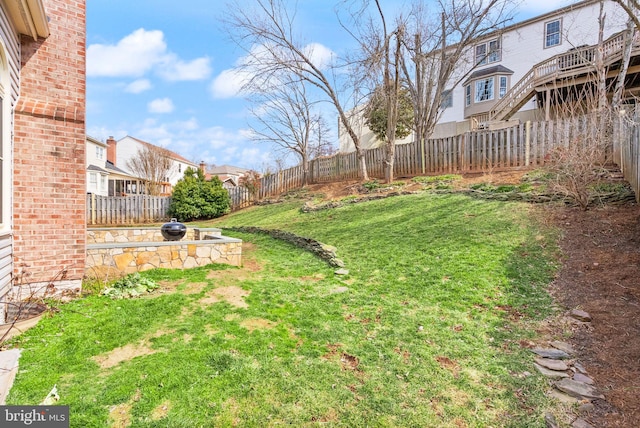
[207,164,253,190]
[0,0,87,320]
[340,0,637,152]
[106,136,197,195]
[86,136,145,196]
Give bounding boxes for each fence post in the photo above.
[91,193,96,225]
[421,138,426,175]
[525,121,531,166]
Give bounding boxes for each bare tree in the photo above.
[611,0,640,30]
[126,144,174,196]
[223,0,371,180]
[248,75,333,186]
[403,0,515,148]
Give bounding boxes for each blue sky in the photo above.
[86,0,569,170]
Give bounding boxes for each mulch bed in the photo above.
[549,203,640,427]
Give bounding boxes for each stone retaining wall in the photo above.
[86,238,242,279]
[87,227,222,244]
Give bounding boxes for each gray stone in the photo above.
[578,403,595,414]
[573,362,587,374]
[573,373,595,385]
[545,412,559,428]
[534,363,570,379]
[532,348,570,359]
[572,418,594,428]
[334,268,349,276]
[535,357,569,371]
[549,388,580,404]
[555,378,604,400]
[569,309,592,322]
[331,258,345,268]
[329,286,349,294]
[550,341,575,355]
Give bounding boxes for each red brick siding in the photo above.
[12,0,86,284]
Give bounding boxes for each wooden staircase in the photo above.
[490,30,640,121]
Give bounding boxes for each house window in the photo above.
[465,85,471,106]
[499,76,508,98]
[441,90,453,109]
[89,172,97,191]
[96,146,104,160]
[178,164,182,173]
[475,77,494,102]
[100,175,107,192]
[545,19,561,48]
[475,38,501,65]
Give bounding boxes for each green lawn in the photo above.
[7,192,561,427]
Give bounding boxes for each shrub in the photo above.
[102,273,159,299]
[169,168,231,222]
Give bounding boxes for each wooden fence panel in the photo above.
[87,195,172,225]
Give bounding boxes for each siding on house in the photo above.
[339,0,630,152]
[12,0,86,290]
[0,2,27,307]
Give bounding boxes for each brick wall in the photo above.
[12,0,86,287]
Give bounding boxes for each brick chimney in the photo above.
[199,161,206,174]
[106,136,117,164]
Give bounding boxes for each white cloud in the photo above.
[303,43,335,69]
[210,42,335,99]
[210,68,251,99]
[158,56,212,81]
[519,0,571,14]
[88,29,166,78]
[125,79,152,94]
[148,98,175,114]
[88,28,211,82]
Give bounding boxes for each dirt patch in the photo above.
[181,282,208,294]
[109,402,132,428]
[93,343,157,369]
[549,204,640,427]
[200,286,251,309]
[240,318,277,332]
[435,356,460,378]
[151,400,171,421]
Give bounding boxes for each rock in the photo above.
[578,403,595,414]
[569,309,592,322]
[550,341,575,355]
[545,412,559,428]
[549,388,580,404]
[573,373,595,385]
[532,348,570,359]
[334,268,349,276]
[555,378,604,400]
[573,362,587,374]
[534,363,570,379]
[535,357,569,371]
[572,418,595,428]
[331,258,345,268]
[330,286,349,294]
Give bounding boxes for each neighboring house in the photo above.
[86,136,109,196]
[86,136,144,196]
[340,0,637,152]
[106,136,198,195]
[0,0,87,319]
[207,165,252,190]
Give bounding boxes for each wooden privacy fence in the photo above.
[619,120,640,202]
[87,194,172,225]
[252,117,610,200]
[87,116,640,223]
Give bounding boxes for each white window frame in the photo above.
[96,146,104,160]
[441,89,453,109]
[474,77,494,103]
[499,76,508,98]
[465,85,471,106]
[545,19,562,48]
[89,172,97,192]
[475,38,501,65]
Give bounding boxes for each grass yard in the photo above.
[7,192,561,427]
